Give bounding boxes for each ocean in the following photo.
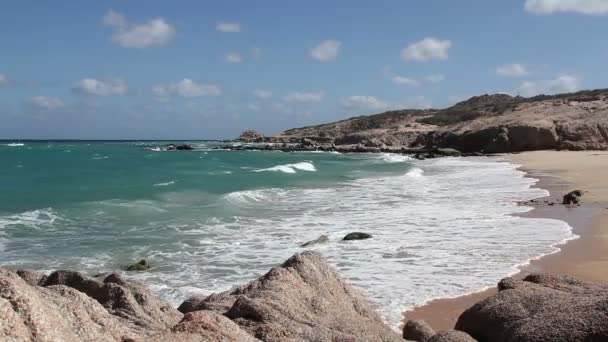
[0,141,574,327]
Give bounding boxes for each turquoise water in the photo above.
[0,141,574,327]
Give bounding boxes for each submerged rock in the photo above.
[126,259,150,271]
[403,319,435,341]
[301,234,330,247]
[179,251,401,342]
[343,232,372,241]
[456,273,608,342]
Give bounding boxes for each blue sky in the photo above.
[1,0,607,139]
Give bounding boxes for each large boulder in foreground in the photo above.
[456,273,608,342]
[180,251,402,342]
[41,270,182,333]
[0,268,134,341]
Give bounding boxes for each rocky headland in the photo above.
[2,251,607,341]
[235,88,608,155]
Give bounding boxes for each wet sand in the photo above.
[404,151,608,331]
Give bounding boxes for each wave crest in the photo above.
[253,161,316,174]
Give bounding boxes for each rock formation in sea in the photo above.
[2,251,608,341]
[271,88,608,153]
[238,129,265,143]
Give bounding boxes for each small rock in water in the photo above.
[301,235,330,247]
[126,259,150,271]
[343,232,372,241]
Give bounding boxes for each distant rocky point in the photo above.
[238,129,265,143]
[267,88,608,153]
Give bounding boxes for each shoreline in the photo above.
[404,151,608,331]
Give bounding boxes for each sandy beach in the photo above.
[404,150,608,331]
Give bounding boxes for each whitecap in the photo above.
[4,143,24,147]
[406,167,423,177]
[253,161,316,174]
[375,153,412,163]
[154,181,176,187]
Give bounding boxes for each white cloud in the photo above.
[284,91,324,103]
[342,96,389,111]
[248,103,260,111]
[516,75,581,97]
[342,95,432,111]
[216,21,241,32]
[73,78,128,96]
[28,96,65,109]
[0,73,9,86]
[310,40,342,62]
[102,10,127,28]
[525,0,608,15]
[497,63,528,77]
[153,78,222,98]
[102,10,175,48]
[391,75,419,86]
[224,52,243,63]
[253,89,273,99]
[402,38,452,62]
[425,74,446,83]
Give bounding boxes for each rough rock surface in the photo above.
[456,273,608,342]
[274,89,608,152]
[41,270,182,332]
[0,268,135,341]
[403,319,435,341]
[428,331,477,342]
[147,311,260,342]
[239,130,265,143]
[180,251,402,342]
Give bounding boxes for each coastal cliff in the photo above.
[271,89,608,153]
[3,251,608,341]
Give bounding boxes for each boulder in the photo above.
[428,331,477,342]
[563,190,584,205]
[147,311,260,342]
[16,269,48,286]
[301,234,330,247]
[179,251,401,342]
[239,130,265,143]
[403,320,435,341]
[0,268,135,341]
[343,232,372,241]
[126,259,150,271]
[301,137,318,149]
[455,273,608,342]
[432,148,462,157]
[42,270,182,332]
[177,296,205,314]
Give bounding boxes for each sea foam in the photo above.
[253,161,316,174]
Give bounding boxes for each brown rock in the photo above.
[0,268,135,342]
[16,269,47,286]
[42,270,182,332]
[403,319,435,341]
[456,273,608,342]
[428,331,477,342]
[239,130,265,143]
[181,251,401,342]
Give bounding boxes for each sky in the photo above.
[1,0,608,139]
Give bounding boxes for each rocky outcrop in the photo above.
[41,270,182,332]
[455,273,608,342]
[1,268,136,341]
[179,251,402,342]
[239,130,265,143]
[563,189,584,205]
[274,88,608,153]
[300,234,329,247]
